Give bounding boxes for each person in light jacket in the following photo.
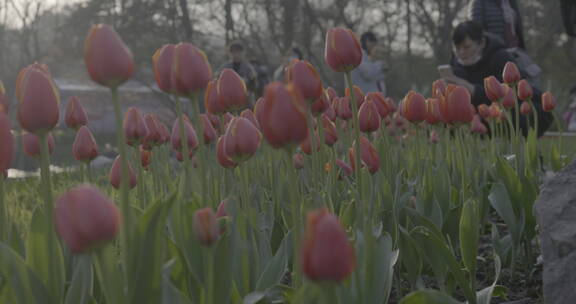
[351,32,387,95]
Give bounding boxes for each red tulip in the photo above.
[441,86,474,124]
[542,92,556,112]
[471,115,488,134]
[401,91,427,123]
[345,85,365,107]
[477,104,490,119]
[349,136,380,174]
[217,68,248,112]
[84,24,134,88]
[216,136,237,169]
[302,208,355,282]
[520,101,532,115]
[240,109,260,130]
[193,207,219,246]
[286,59,323,102]
[501,84,516,109]
[489,103,503,121]
[152,44,176,93]
[109,156,137,190]
[204,80,225,115]
[223,117,261,163]
[199,114,218,145]
[321,115,338,146]
[366,92,389,119]
[324,103,337,122]
[0,82,8,113]
[65,96,88,130]
[143,114,162,149]
[54,184,120,254]
[124,107,148,146]
[171,115,199,153]
[300,131,320,155]
[254,97,266,127]
[0,112,14,175]
[23,132,55,158]
[324,28,362,73]
[172,43,212,96]
[158,121,170,145]
[222,113,234,132]
[484,76,505,102]
[503,62,521,85]
[73,126,98,163]
[293,153,305,169]
[335,97,352,120]
[358,98,381,133]
[429,130,440,144]
[260,82,308,149]
[425,98,443,125]
[311,90,330,116]
[335,159,353,178]
[517,80,533,100]
[431,79,447,99]
[17,64,60,134]
[325,87,338,102]
[175,151,194,162]
[384,97,397,113]
[140,146,151,170]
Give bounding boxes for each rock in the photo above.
[91,155,114,169]
[534,160,576,304]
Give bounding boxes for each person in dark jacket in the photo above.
[469,0,525,49]
[444,21,552,137]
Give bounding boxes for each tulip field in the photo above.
[0,25,568,304]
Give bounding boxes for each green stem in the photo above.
[0,176,6,240]
[206,248,215,304]
[285,149,301,288]
[320,283,339,304]
[552,111,564,165]
[174,95,191,197]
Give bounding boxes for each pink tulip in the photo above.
[172,43,212,95]
[324,28,363,72]
[17,64,60,134]
[223,117,261,163]
[193,207,219,246]
[23,132,55,158]
[109,156,137,190]
[65,96,88,130]
[73,126,98,163]
[123,107,149,146]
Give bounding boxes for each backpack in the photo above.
[506,47,542,88]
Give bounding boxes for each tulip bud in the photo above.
[300,131,320,155]
[143,114,162,149]
[0,82,8,113]
[285,59,323,102]
[431,79,447,99]
[23,132,55,158]
[334,97,353,120]
[217,68,248,112]
[171,115,199,153]
[484,76,505,102]
[384,97,397,113]
[260,82,308,149]
[293,153,305,169]
[489,103,503,121]
[152,44,176,93]
[302,208,355,282]
[204,80,225,115]
[358,98,381,133]
[140,146,151,170]
[65,96,88,130]
[0,112,14,175]
[216,200,228,218]
[401,91,427,123]
[542,92,556,112]
[441,86,474,124]
[193,207,219,246]
[240,109,260,130]
[223,117,262,163]
[335,159,353,179]
[471,115,488,134]
[84,24,134,88]
[172,43,212,95]
[254,97,266,127]
[429,130,440,144]
[324,28,363,72]
[321,115,338,146]
[326,87,338,102]
[425,98,443,125]
[109,156,137,190]
[55,184,120,253]
[73,126,98,163]
[477,104,490,119]
[216,136,237,169]
[158,122,170,145]
[324,104,337,122]
[17,64,60,134]
[366,92,389,119]
[520,101,532,115]
[503,62,521,85]
[175,150,193,162]
[200,114,218,145]
[501,84,516,109]
[349,136,380,174]
[517,79,533,100]
[124,107,149,146]
[345,85,365,107]
[311,91,330,117]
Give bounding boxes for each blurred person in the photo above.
[563,86,576,131]
[351,31,387,95]
[443,21,551,136]
[249,58,270,98]
[273,47,304,81]
[218,41,258,96]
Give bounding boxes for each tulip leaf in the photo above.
[488,183,524,246]
[476,255,502,304]
[161,260,192,304]
[459,200,479,281]
[25,207,65,302]
[494,158,523,214]
[525,128,538,170]
[243,291,267,304]
[399,227,422,287]
[0,242,53,304]
[128,193,177,304]
[65,255,94,304]
[364,232,398,304]
[551,143,563,171]
[213,232,235,304]
[399,289,462,304]
[256,230,291,291]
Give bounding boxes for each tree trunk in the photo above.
[281,0,299,51]
[224,0,234,45]
[178,0,192,40]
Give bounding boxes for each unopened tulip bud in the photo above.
[171,115,199,153]
[335,97,352,120]
[322,115,338,146]
[311,91,330,116]
[217,68,248,112]
[17,64,60,134]
[425,98,443,125]
[143,114,162,149]
[520,101,532,115]
[366,92,389,119]
[471,115,488,134]
[345,85,365,107]
[431,79,447,99]
[325,28,363,72]
[124,107,149,146]
[503,62,521,85]
[55,184,120,253]
[240,109,260,130]
[65,96,88,130]
[23,132,55,158]
[172,43,212,95]
[152,44,176,93]
[477,104,490,119]
[358,98,381,133]
[401,91,427,123]
[517,80,533,101]
[501,84,516,109]
[223,117,261,163]
[335,159,352,179]
[109,156,137,190]
[286,59,323,102]
[216,136,237,169]
[349,136,380,174]
[484,76,505,102]
[73,126,98,163]
[441,86,474,124]
[200,114,218,145]
[193,207,219,246]
[542,92,556,112]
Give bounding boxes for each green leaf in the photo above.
[476,255,502,304]
[65,255,94,304]
[0,242,52,304]
[459,200,479,279]
[243,291,267,304]
[256,231,292,291]
[399,227,422,286]
[525,128,538,170]
[488,184,524,246]
[213,233,235,304]
[551,143,563,171]
[26,207,65,302]
[400,289,462,304]
[161,260,192,304]
[365,233,398,304]
[494,158,523,214]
